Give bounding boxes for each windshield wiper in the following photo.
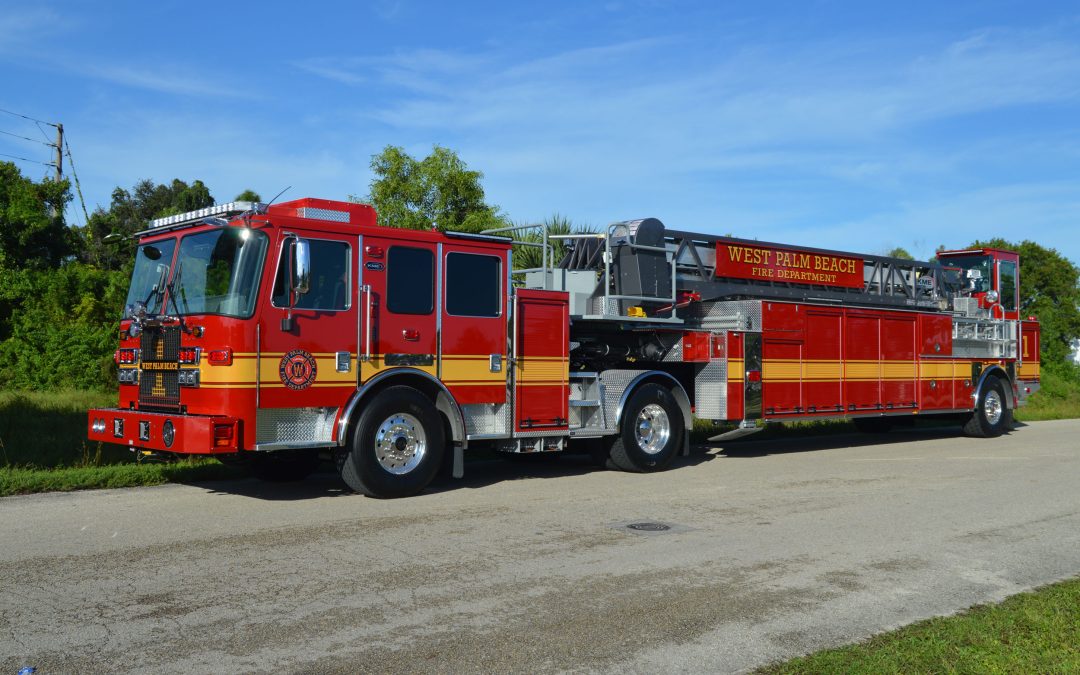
[163,261,191,332]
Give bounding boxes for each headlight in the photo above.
[986,290,999,303]
[162,420,175,448]
[179,369,200,387]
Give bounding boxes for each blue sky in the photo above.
[2,1,1080,264]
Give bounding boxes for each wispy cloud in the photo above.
[77,63,245,98]
[0,7,69,49]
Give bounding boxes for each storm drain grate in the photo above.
[610,520,689,536]
[626,522,671,532]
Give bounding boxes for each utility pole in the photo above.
[54,123,63,181]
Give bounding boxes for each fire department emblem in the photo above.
[279,349,317,390]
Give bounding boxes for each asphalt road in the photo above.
[3,419,1080,674]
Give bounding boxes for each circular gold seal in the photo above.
[279,349,318,390]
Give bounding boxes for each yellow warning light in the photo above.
[626,306,646,318]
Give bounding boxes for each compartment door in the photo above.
[513,289,569,431]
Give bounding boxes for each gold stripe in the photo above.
[441,358,506,382]
[516,359,568,382]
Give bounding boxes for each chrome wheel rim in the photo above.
[375,413,426,475]
[635,404,671,455]
[984,390,1003,426]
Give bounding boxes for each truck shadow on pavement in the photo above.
[191,449,719,500]
[709,424,996,459]
[191,422,1026,500]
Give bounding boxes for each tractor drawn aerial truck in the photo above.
[88,198,1041,497]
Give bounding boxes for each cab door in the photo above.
[359,234,439,384]
[257,232,358,447]
[439,242,509,405]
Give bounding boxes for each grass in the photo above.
[1014,366,1080,422]
[0,458,244,497]
[0,389,125,468]
[0,389,244,497]
[758,576,1080,674]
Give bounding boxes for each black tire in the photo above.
[606,383,683,472]
[853,417,893,434]
[963,377,1012,438]
[340,386,445,498]
[250,449,319,482]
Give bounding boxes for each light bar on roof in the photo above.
[149,201,267,229]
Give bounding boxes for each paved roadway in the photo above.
[3,419,1080,674]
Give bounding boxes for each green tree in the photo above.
[0,263,129,389]
[356,145,507,233]
[235,189,262,202]
[887,246,914,260]
[0,161,74,270]
[81,178,215,270]
[511,214,596,271]
[970,238,1080,367]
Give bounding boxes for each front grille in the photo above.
[139,326,181,410]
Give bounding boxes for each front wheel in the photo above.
[606,383,683,472]
[340,386,445,498]
[963,377,1012,438]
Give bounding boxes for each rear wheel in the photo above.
[606,383,683,472]
[963,377,1012,438]
[340,386,445,498]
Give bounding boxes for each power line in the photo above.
[0,107,58,127]
[0,128,54,146]
[0,151,56,168]
[64,136,90,225]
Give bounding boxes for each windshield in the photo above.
[169,228,268,317]
[942,255,991,293]
[124,239,177,318]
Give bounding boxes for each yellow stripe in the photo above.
[441,357,506,383]
[200,360,257,384]
[757,359,1005,383]
[516,357,568,383]
[730,358,744,380]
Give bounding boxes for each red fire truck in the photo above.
[88,198,1041,497]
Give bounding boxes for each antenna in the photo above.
[267,185,291,207]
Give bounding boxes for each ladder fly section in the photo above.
[665,229,960,311]
[498,218,969,320]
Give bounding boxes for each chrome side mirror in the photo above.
[291,239,311,296]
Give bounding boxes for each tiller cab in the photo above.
[89,199,1041,497]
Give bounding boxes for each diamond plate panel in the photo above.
[297,207,350,223]
[694,360,728,420]
[590,296,621,316]
[256,407,337,444]
[598,369,651,432]
[693,300,762,332]
[462,403,510,436]
[662,338,684,362]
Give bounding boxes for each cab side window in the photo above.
[272,239,350,311]
[387,247,434,315]
[999,260,1017,311]
[446,252,501,317]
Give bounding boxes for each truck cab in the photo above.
[937,248,1021,321]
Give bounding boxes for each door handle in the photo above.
[403,328,420,341]
[361,285,372,362]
